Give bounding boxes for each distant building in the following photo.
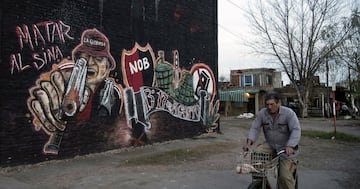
[219,68,353,117]
[219,68,282,116]
[230,68,282,89]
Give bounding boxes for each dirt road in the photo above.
[1,117,360,189]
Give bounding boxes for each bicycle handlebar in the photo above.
[277,149,286,156]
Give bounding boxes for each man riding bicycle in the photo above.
[243,92,301,189]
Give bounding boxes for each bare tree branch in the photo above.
[244,0,351,117]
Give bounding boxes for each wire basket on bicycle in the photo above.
[250,152,279,178]
[236,151,279,178]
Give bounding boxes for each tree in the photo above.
[337,9,360,105]
[219,75,227,82]
[245,0,353,117]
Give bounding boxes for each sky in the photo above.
[217,0,359,85]
[218,0,270,82]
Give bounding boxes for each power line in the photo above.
[226,0,244,10]
[218,24,243,38]
[218,0,249,39]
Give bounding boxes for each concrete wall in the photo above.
[0,0,219,166]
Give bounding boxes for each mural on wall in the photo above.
[122,45,219,139]
[0,0,217,166]
[26,29,219,155]
[27,28,127,155]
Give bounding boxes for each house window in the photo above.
[240,74,256,87]
[266,75,272,85]
[244,75,253,86]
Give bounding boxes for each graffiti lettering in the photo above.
[142,88,169,111]
[16,20,73,51]
[124,87,207,129]
[165,100,200,120]
[10,45,64,74]
[9,53,31,73]
[140,87,201,122]
[32,45,63,71]
[83,37,105,47]
[10,20,73,74]
[143,88,156,111]
[129,57,150,74]
[157,90,168,109]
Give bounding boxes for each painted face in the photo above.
[266,99,280,114]
[79,53,110,85]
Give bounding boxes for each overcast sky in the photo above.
[218,0,359,85]
[218,0,268,81]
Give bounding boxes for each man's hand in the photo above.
[242,144,251,152]
[286,146,294,155]
[242,139,252,151]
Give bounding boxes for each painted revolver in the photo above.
[45,58,89,154]
[61,57,88,117]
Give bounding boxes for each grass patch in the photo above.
[302,130,360,143]
[119,141,237,166]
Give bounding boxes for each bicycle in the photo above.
[236,149,298,189]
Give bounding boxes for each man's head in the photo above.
[265,92,281,114]
[72,28,116,85]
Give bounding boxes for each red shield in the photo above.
[121,43,156,92]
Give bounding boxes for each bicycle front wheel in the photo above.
[247,180,271,189]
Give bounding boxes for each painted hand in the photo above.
[28,69,92,133]
[28,71,67,133]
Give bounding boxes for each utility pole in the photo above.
[326,57,330,118]
[348,62,353,109]
[332,86,336,136]
[330,58,337,136]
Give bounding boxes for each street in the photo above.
[1,117,360,189]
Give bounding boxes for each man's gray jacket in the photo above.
[248,106,301,152]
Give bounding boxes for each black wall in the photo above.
[0,0,218,167]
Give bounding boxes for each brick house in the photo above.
[219,68,350,117]
[219,68,282,116]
